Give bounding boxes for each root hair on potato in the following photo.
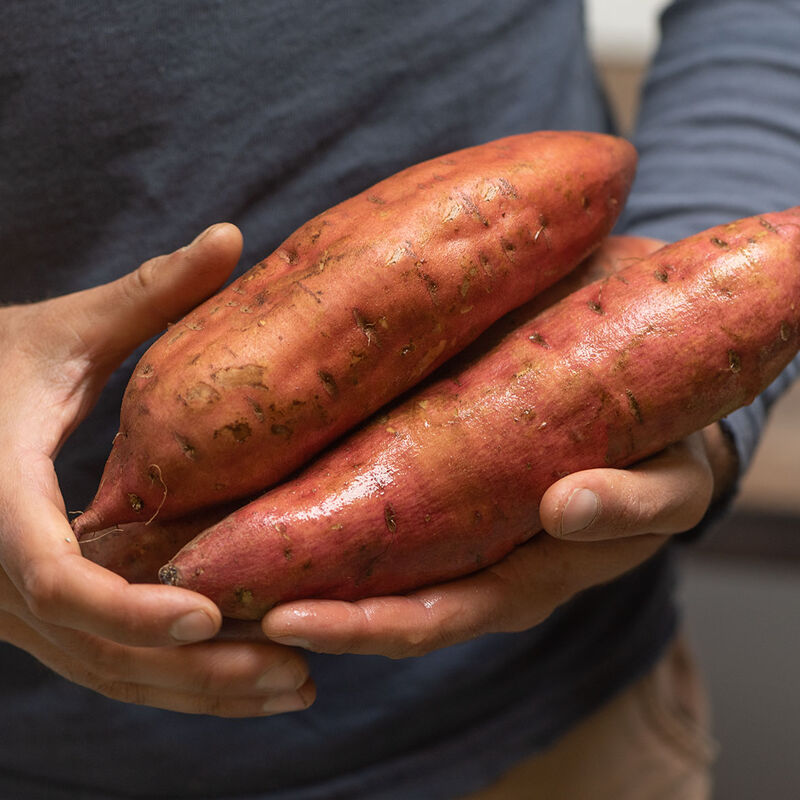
[145,464,168,525]
[77,524,124,545]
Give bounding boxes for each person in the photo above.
[1,1,798,797]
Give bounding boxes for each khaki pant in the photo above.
[467,635,718,800]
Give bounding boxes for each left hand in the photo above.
[261,422,737,659]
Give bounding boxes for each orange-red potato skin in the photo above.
[79,239,652,583]
[73,131,635,535]
[160,210,800,619]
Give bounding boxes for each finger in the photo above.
[2,488,223,647]
[539,433,714,541]
[265,553,550,657]
[43,625,311,698]
[107,641,311,697]
[263,533,665,658]
[1,609,315,717]
[60,222,243,370]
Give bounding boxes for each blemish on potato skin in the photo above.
[213,420,252,442]
[270,423,292,438]
[173,433,197,460]
[759,217,778,233]
[318,370,338,398]
[248,398,265,422]
[211,365,268,389]
[235,587,254,606]
[528,332,550,348]
[500,238,516,259]
[180,382,221,406]
[158,564,179,585]
[460,193,489,226]
[497,177,518,199]
[277,248,298,265]
[353,308,380,346]
[384,504,397,534]
[728,350,742,373]
[128,493,144,512]
[780,321,791,342]
[417,268,439,301]
[295,280,322,304]
[588,299,603,314]
[711,237,728,248]
[654,268,669,283]
[626,389,643,423]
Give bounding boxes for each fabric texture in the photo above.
[1,0,798,797]
[465,633,718,800]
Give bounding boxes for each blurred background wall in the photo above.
[586,2,800,797]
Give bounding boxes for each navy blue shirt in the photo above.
[2,1,799,796]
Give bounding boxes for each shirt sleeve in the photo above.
[617,0,800,480]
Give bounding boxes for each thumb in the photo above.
[68,222,243,369]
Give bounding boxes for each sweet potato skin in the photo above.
[78,504,237,583]
[161,210,800,619]
[73,131,636,535]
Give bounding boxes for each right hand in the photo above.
[0,225,315,716]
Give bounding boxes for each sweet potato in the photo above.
[159,209,800,619]
[72,131,636,536]
[80,237,655,583]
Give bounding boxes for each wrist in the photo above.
[701,422,740,506]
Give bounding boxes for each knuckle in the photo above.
[198,693,230,718]
[82,637,133,683]
[92,677,149,707]
[395,628,431,659]
[280,656,310,689]
[20,560,61,622]
[129,257,161,296]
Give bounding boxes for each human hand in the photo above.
[259,236,738,659]
[0,225,314,715]
[539,423,738,542]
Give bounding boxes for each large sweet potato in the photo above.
[159,209,800,619]
[72,131,635,535]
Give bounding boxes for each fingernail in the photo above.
[271,635,313,650]
[261,693,309,714]
[560,488,599,536]
[170,609,217,642]
[183,224,217,250]
[256,664,305,692]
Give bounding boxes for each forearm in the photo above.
[620,0,800,241]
